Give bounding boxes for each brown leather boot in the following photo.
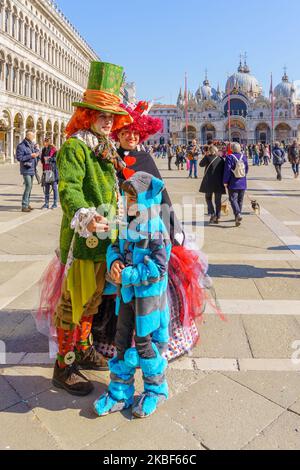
[76,346,109,371]
[52,361,94,396]
[22,207,31,213]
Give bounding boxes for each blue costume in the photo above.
[94,172,172,418]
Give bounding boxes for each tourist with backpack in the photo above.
[272,142,286,181]
[41,138,59,210]
[223,142,249,227]
[288,141,300,178]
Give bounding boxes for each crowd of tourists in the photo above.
[147,140,299,178]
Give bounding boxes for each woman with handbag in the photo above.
[41,138,59,210]
[199,145,226,224]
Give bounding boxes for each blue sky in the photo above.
[58,0,300,103]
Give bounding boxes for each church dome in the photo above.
[196,75,218,101]
[226,60,261,96]
[274,72,295,99]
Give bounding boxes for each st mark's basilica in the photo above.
[149,58,300,146]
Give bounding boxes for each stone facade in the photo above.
[149,61,300,146]
[0,0,99,163]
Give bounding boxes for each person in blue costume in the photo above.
[94,171,172,418]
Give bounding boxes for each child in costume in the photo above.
[94,101,212,364]
[94,171,172,418]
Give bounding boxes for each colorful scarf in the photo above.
[72,130,126,172]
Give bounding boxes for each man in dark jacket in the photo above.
[199,145,226,224]
[16,131,40,212]
[223,142,249,227]
[272,142,286,181]
[288,141,300,179]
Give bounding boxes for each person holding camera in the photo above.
[187,139,201,178]
[41,138,59,210]
[16,131,40,213]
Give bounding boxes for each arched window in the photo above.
[44,38,47,60]
[12,65,17,93]
[18,18,23,42]
[5,8,10,34]
[45,81,48,103]
[30,27,33,49]
[30,76,34,99]
[5,63,10,90]
[25,71,29,97]
[35,30,39,54]
[19,66,24,95]
[24,21,29,47]
[12,14,16,38]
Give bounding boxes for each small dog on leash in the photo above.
[251,200,261,216]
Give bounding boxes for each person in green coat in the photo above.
[52,62,133,396]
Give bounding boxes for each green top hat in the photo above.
[72,62,127,115]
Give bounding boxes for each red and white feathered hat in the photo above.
[111,101,163,143]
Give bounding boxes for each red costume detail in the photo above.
[123,156,137,167]
[111,101,163,143]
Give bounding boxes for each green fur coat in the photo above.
[57,137,118,265]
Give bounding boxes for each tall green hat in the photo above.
[72,62,128,116]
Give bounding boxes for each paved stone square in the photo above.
[0,160,300,450]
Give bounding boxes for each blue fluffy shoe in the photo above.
[133,344,169,419]
[132,383,168,419]
[93,356,136,417]
[94,384,135,417]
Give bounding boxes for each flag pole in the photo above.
[227,76,232,151]
[270,73,275,148]
[185,72,189,146]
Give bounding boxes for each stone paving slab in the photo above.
[6,284,41,310]
[0,403,62,450]
[242,316,300,359]
[238,359,300,372]
[0,310,30,341]
[2,313,49,354]
[0,375,22,411]
[0,232,56,256]
[223,372,300,408]
[190,316,252,359]
[159,373,284,450]
[1,366,54,402]
[289,399,300,415]
[26,381,132,450]
[210,277,262,300]
[242,411,300,450]
[0,262,29,285]
[0,260,51,310]
[84,413,205,451]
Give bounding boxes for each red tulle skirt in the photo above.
[34,254,65,338]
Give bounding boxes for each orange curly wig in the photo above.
[65,108,101,139]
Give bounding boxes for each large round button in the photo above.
[86,236,99,249]
[64,351,76,366]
